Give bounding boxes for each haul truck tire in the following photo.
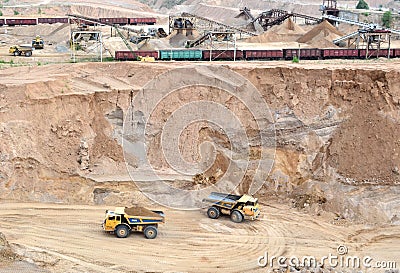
[230,210,244,223]
[207,207,220,219]
[13,51,19,56]
[144,226,158,239]
[25,51,32,57]
[115,225,130,238]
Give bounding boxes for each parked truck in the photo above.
[203,192,260,223]
[103,206,165,239]
[9,45,33,57]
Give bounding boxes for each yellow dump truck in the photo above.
[9,45,33,57]
[203,192,260,223]
[32,35,44,49]
[103,206,165,239]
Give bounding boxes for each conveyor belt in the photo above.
[182,12,257,36]
[323,14,400,35]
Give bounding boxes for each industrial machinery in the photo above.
[9,45,33,57]
[248,9,322,31]
[103,206,165,239]
[31,35,44,49]
[203,192,260,223]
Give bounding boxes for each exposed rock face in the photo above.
[0,62,399,223]
[0,232,19,264]
[78,139,90,170]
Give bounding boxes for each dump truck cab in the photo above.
[241,196,259,217]
[203,192,260,223]
[103,211,122,230]
[103,206,165,239]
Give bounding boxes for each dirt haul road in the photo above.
[0,202,399,273]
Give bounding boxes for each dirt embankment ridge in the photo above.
[0,61,399,224]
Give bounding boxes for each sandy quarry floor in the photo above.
[0,202,399,273]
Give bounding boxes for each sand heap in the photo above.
[189,3,249,27]
[338,23,359,35]
[245,18,305,43]
[137,39,171,50]
[137,40,155,50]
[297,20,344,48]
[166,29,200,48]
[9,23,70,45]
[103,36,134,56]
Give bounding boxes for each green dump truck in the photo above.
[203,192,260,223]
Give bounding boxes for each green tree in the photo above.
[356,0,369,9]
[38,7,42,14]
[0,10,2,16]
[13,10,19,15]
[382,11,393,28]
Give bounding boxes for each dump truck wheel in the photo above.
[115,225,129,238]
[25,51,32,57]
[13,51,19,56]
[230,210,244,223]
[207,207,220,219]
[144,226,158,239]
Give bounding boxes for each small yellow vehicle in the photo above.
[9,45,33,57]
[137,55,155,62]
[203,192,261,223]
[32,35,44,49]
[103,206,165,239]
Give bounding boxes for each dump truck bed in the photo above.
[124,206,164,219]
[203,192,258,210]
[10,45,32,51]
[202,192,242,210]
[110,206,165,224]
[203,192,241,204]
